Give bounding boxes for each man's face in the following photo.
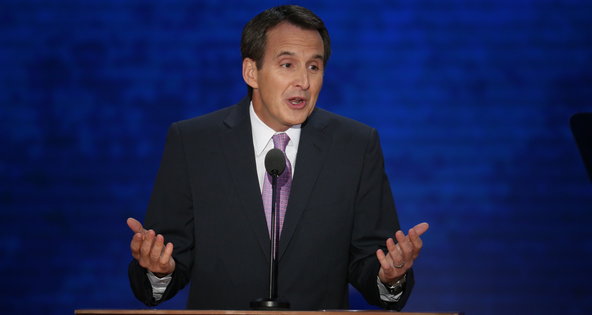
[244,22,324,131]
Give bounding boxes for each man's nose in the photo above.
[294,68,310,90]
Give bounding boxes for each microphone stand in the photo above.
[250,166,290,309]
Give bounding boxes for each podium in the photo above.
[75,310,462,315]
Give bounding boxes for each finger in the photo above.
[412,222,429,236]
[394,230,407,244]
[139,230,156,263]
[375,249,392,270]
[378,246,405,283]
[160,242,174,267]
[127,217,146,234]
[150,234,165,263]
[383,235,405,269]
[388,243,406,265]
[385,237,404,265]
[385,237,397,254]
[408,227,423,252]
[130,233,143,260]
[395,230,411,252]
[395,230,413,262]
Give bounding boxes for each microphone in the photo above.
[265,148,286,176]
[250,148,290,310]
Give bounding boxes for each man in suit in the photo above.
[127,5,428,311]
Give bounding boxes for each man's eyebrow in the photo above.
[276,51,295,58]
[311,54,324,61]
[275,51,324,61]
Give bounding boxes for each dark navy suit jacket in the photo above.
[128,97,414,310]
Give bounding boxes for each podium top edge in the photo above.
[75,310,463,315]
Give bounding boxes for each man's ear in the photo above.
[242,58,258,89]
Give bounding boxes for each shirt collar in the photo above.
[249,102,301,156]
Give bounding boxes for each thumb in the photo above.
[412,222,429,236]
[127,217,145,234]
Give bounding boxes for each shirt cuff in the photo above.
[377,276,403,302]
[146,271,172,301]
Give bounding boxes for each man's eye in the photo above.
[309,65,320,71]
[281,63,292,68]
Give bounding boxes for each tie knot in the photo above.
[272,133,290,152]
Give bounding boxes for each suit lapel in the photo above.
[220,101,332,262]
[221,99,270,260]
[279,110,330,260]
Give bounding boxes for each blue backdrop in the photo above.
[2,0,591,314]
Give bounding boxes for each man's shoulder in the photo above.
[172,98,248,133]
[310,107,376,136]
[175,105,233,128]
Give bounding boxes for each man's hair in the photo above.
[241,5,331,97]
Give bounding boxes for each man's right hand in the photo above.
[127,217,176,277]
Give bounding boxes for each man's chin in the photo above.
[285,111,313,126]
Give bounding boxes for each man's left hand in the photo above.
[376,222,429,285]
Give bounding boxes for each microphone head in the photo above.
[265,148,286,176]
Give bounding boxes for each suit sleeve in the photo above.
[348,128,414,310]
[128,122,195,306]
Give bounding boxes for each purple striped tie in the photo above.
[262,133,292,237]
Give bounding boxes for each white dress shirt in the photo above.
[249,102,301,191]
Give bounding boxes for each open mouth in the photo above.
[287,97,307,108]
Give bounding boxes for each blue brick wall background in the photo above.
[1,0,591,314]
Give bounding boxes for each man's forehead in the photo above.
[265,23,324,57]
[266,22,322,43]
